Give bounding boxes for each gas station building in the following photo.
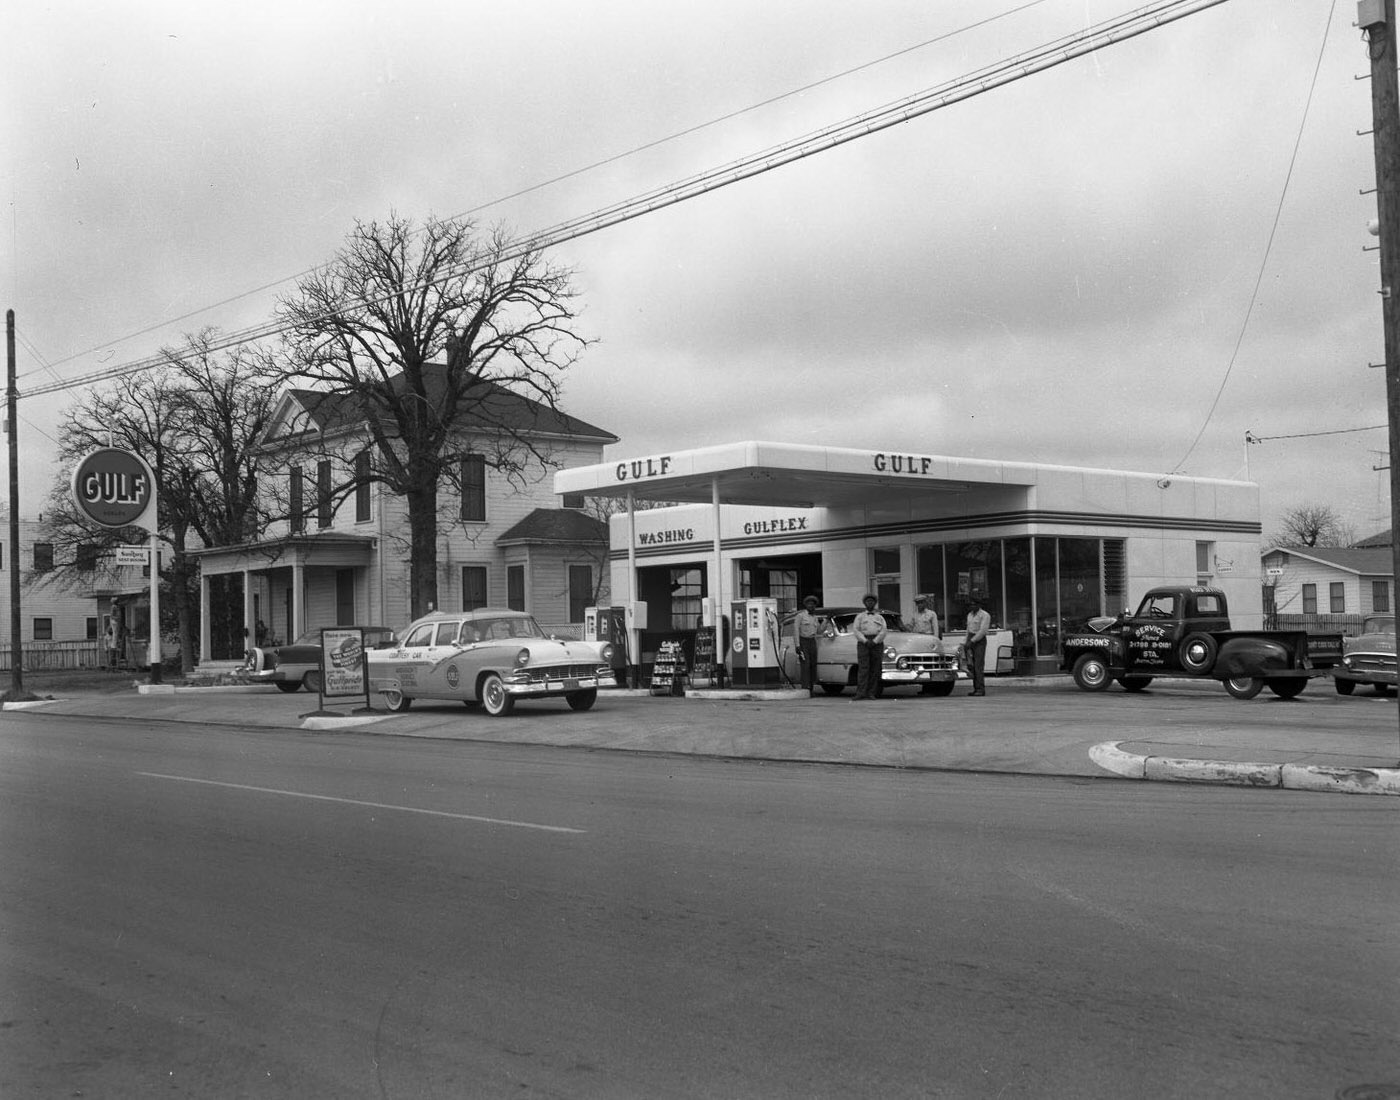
[554,440,1264,679]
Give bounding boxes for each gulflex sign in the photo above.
[71,448,158,531]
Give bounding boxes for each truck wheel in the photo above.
[1179,633,1218,674]
[1120,676,1153,692]
[1268,678,1307,700]
[1223,676,1264,700]
[1334,679,1356,696]
[1072,653,1113,692]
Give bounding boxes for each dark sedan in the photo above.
[241,626,397,693]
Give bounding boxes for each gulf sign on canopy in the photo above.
[71,448,158,531]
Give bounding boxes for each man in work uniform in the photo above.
[964,596,992,697]
[910,593,939,640]
[794,595,822,697]
[851,593,887,701]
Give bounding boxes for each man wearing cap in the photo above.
[964,596,992,696]
[851,593,887,700]
[910,593,940,641]
[794,595,822,697]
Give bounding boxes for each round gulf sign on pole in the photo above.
[71,447,163,682]
[71,448,158,532]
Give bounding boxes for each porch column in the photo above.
[292,559,306,639]
[199,569,212,665]
[242,568,255,657]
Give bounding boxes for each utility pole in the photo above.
[6,310,24,700]
[1362,0,1400,757]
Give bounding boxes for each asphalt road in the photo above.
[1,714,1396,1098]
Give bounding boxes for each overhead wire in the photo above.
[21,0,1053,382]
[1169,0,1339,475]
[20,0,1229,402]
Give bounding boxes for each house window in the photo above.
[1330,582,1345,614]
[290,466,305,534]
[33,618,53,641]
[1302,583,1317,615]
[33,543,53,572]
[1374,580,1391,613]
[355,450,372,522]
[76,543,98,571]
[562,492,586,510]
[86,617,98,640]
[461,454,486,522]
[461,566,488,611]
[568,564,592,623]
[507,564,525,611]
[317,460,333,528]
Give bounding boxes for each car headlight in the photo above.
[884,645,898,661]
[1341,655,1353,668]
[515,648,531,667]
[600,643,614,662]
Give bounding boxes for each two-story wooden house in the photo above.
[188,369,617,665]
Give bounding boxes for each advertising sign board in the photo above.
[321,627,369,700]
[71,448,158,531]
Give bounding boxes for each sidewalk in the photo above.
[6,676,1400,795]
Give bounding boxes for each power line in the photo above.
[1246,424,1386,442]
[22,0,1054,382]
[19,0,1230,402]
[1170,0,1338,474]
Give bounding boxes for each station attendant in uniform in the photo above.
[910,593,939,640]
[964,596,991,697]
[852,593,887,700]
[794,595,822,697]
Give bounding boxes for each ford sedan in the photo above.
[1334,615,1396,695]
[241,625,397,693]
[779,606,962,696]
[366,608,618,716]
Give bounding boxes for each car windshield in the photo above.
[1363,616,1396,635]
[462,616,547,641]
[292,627,394,648]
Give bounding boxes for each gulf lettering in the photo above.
[615,455,674,481]
[80,471,148,506]
[872,452,933,475]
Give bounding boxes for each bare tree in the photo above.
[1268,503,1358,548]
[46,332,283,671]
[275,213,587,618]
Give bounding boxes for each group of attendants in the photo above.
[792,592,992,700]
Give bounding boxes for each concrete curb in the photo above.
[1091,741,1400,796]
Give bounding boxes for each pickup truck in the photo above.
[1059,585,1342,699]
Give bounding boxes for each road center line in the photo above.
[136,772,585,834]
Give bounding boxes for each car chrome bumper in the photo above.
[881,669,961,683]
[505,672,618,696]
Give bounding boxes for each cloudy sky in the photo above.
[2,0,1388,539]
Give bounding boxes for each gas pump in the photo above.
[584,606,631,684]
[729,597,781,686]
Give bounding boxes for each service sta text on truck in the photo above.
[1059,586,1342,700]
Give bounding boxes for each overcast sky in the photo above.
[2,0,1388,540]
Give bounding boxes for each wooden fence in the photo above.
[0,640,106,671]
[1268,613,1371,637]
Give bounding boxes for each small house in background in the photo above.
[188,367,617,666]
[1261,533,1393,635]
[0,517,105,668]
